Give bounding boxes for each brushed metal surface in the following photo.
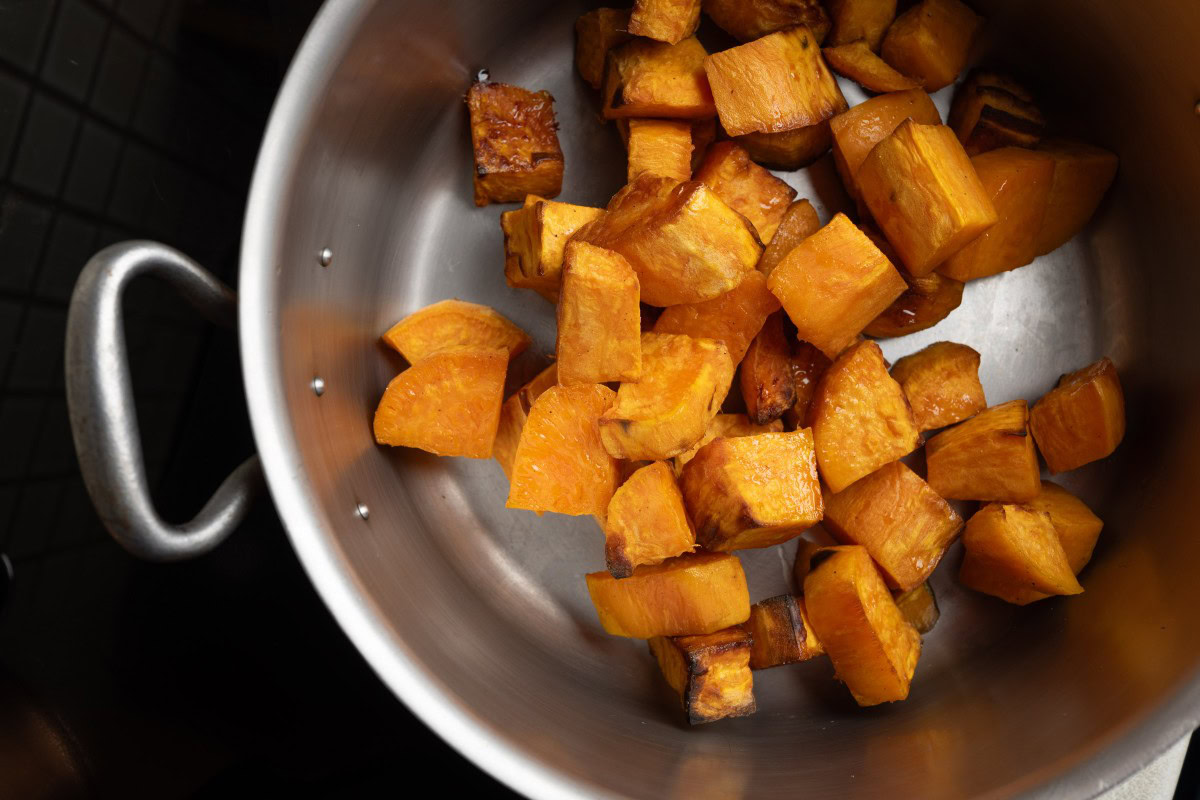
[237,1,1200,797]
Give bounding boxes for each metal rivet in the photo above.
[311,376,325,396]
[356,503,370,520]
[318,247,333,267]
[476,67,490,82]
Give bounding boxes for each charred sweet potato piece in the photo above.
[556,242,642,385]
[382,299,530,364]
[939,148,1056,282]
[603,37,717,120]
[374,347,507,458]
[1030,357,1125,473]
[694,141,797,242]
[599,333,735,460]
[653,270,780,366]
[829,88,941,200]
[758,199,821,276]
[889,341,986,432]
[959,504,1083,605]
[680,430,823,551]
[894,582,939,634]
[507,384,621,516]
[809,340,921,492]
[822,460,964,591]
[746,594,824,669]
[605,461,697,578]
[880,0,983,92]
[925,399,1040,503]
[467,82,563,206]
[862,269,964,338]
[736,122,832,171]
[672,413,783,474]
[629,0,701,44]
[1033,139,1119,256]
[823,41,921,93]
[493,363,558,479]
[792,526,837,587]
[575,8,633,90]
[626,118,694,181]
[804,545,920,705]
[702,0,830,43]
[501,197,605,294]
[826,0,897,51]
[767,213,906,359]
[740,311,796,424]
[649,626,756,723]
[948,72,1045,156]
[784,341,831,429]
[577,175,761,306]
[586,551,750,637]
[703,27,848,137]
[1026,481,1104,574]
[858,119,998,277]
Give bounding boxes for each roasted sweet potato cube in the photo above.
[822,461,964,591]
[893,582,939,634]
[493,363,558,479]
[586,551,750,637]
[925,399,1040,503]
[629,0,700,44]
[880,0,983,92]
[1030,357,1126,473]
[381,299,530,365]
[694,142,797,242]
[467,82,563,206]
[702,0,830,43]
[599,333,735,460]
[1026,481,1104,574]
[556,242,642,385]
[758,199,821,276]
[823,41,921,93]
[680,430,823,551]
[739,311,796,424]
[939,147,1056,282]
[804,545,920,705]
[605,461,696,578]
[784,341,831,429]
[889,341,986,431]
[829,88,941,200]
[948,72,1045,156]
[792,526,837,587]
[653,270,780,366]
[626,118,694,181]
[767,213,906,358]
[603,37,717,120]
[809,340,920,492]
[501,197,605,293]
[703,27,848,137]
[575,8,633,90]
[672,413,783,474]
[746,594,824,669]
[1033,139,1119,256]
[374,347,507,458]
[690,117,717,170]
[649,626,756,723]
[862,270,964,338]
[826,0,897,51]
[735,122,832,171]
[959,503,1083,605]
[858,119,998,276]
[577,175,761,306]
[507,384,621,516]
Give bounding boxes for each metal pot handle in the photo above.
[65,241,263,561]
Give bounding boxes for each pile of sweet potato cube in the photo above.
[374,0,1124,723]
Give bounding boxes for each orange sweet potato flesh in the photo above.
[672,412,783,474]
[575,9,633,90]
[784,341,831,429]
[626,118,694,181]
[605,461,697,578]
[467,82,563,206]
[863,271,964,338]
[703,0,831,43]
[648,626,756,723]
[822,460,964,591]
[858,119,999,277]
[603,37,717,120]
[826,0,897,51]
[653,270,780,366]
[501,197,605,295]
[1029,357,1125,473]
[494,363,558,480]
[694,141,797,242]
[1026,481,1104,574]
[374,347,507,458]
[1033,139,1119,256]
[880,0,983,92]
[586,551,750,637]
[629,0,701,44]
[767,213,906,359]
[507,384,621,516]
[690,117,717,170]
[556,241,642,385]
[736,123,832,171]
[894,582,939,634]
[758,199,821,276]
[382,299,530,364]
[804,545,920,706]
[830,88,941,201]
[680,430,823,551]
[939,147,1056,282]
[703,27,848,137]
[889,341,986,432]
[959,503,1083,605]
[809,340,920,492]
[739,311,796,424]
[746,594,824,669]
[823,41,921,93]
[925,399,1040,503]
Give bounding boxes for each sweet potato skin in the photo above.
[649,626,756,723]
[605,461,697,578]
[889,341,986,432]
[739,311,796,424]
[556,241,642,385]
[467,82,563,206]
[784,341,831,430]
[1029,357,1125,473]
[863,270,964,338]
[652,270,780,367]
[925,399,1040,503]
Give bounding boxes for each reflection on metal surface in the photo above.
[319,247,334,267]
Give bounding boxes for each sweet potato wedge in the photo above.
[823,41,921,93]
[556,241,642,385]
[493,363,558,479]
[894,582,939,634]
[467,82,563,206]
[889,341,986,432]
[757,199,821,277]
[1026,481,1104,574]
[382,299,530,364]
[603,37,717,119]
[626,118,694,181]
[829,88,941,201]
[826,0,897,51]
[672,413,783,474]
[784,341,832,429]
[629,0,701,44]
[746,594,824,669]
[605,461,697,578]
[1029,357,1125,473]
[501,196,605,294]
[702,0,830,43]
[652,270,780,366]
[959,503,1083,605]
[925,399,1040,503]
[1033,139,1119,256]
[880,0,983,91]
[694,141,797,242]
[735,123,833,171]
[575,9,633,90]
[948,71,1045,156]
[739,311,796,424]
[649,626,756,723]
[862,270,964,338]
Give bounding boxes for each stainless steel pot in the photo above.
[63,1,1200,797]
